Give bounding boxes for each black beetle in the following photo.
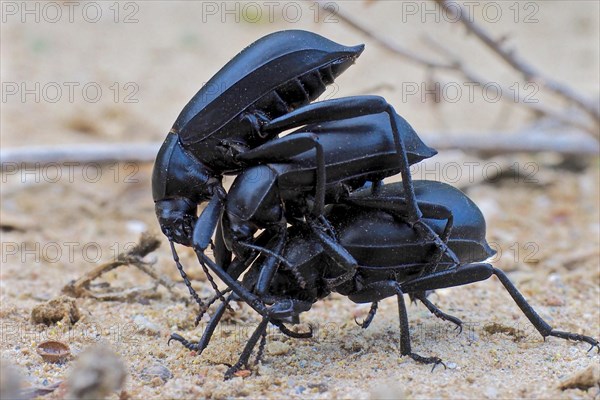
[152,30,447,313]
[152,30,363,247]
[172,180,599,378]
[217,109,440,297]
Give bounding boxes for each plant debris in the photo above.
[482,322,528,342]
[61,232,185,302]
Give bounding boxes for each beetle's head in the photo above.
[152,132,215,246]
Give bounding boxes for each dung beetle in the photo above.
[152,30,364,247]
[172,180,599,378]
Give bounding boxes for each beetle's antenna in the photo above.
[169,240,206,310]
[197,253,232,309]
[236,242,294,270]
[195,287,233,325]
[278,262,306,289]
[254,330,268,365]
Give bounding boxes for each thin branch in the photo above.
[312,0,599,137]
[425,130,599,156]
[434,0,600,124]
[0,142,159,166]
[313,0,453,69]
[422,35,595,134]
[2,131,598,173]
[62,232,186,302]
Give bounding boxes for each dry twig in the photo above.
[312,0,600,137]
[2,132,598,172]
[435,0,600,124]
[62,232,185,302]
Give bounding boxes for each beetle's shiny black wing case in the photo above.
[175,30,364,144]
[329,181,495,267]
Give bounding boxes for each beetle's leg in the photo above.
[224,317,270,380]
[194,244,308,320]
[492,267,599,352]
[264,96,454,265]
[254,329,268,365]
[254,225,288,295]
[413,292,462,333]
[214,218,232,271]
[307,217,358,289]
[192,189,236,308]
[169,293,233,353]
[401,263,600,352]
[274,321,314,339]
[394,283,446,370]
[355,302,378,329]
[194,191,225,252]
[195,287,232,326]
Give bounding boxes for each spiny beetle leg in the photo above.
[414,292,463,334]
[169,293,233,354]
[395,283,445,370]
[491,267,599,352]
[224,318,270,380]
[402,263,599,351]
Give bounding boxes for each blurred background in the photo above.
[1,1,599,399]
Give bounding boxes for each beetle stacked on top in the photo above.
[152,30,599,379]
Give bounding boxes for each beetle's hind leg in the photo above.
[413,292,462,333]
[492,267,599,352]
[395,284,446,371]
[401,263,599,352]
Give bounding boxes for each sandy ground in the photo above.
[1,1,599,399]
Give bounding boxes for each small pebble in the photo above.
[267,341,290,356]
[446,362,457,369]
[133,315,161,336]
[140,363,173,383]
[559,364,600,391]
[0,360,23,400]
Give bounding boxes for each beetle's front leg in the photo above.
[169,293,233,354]
[224,317,270,380]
